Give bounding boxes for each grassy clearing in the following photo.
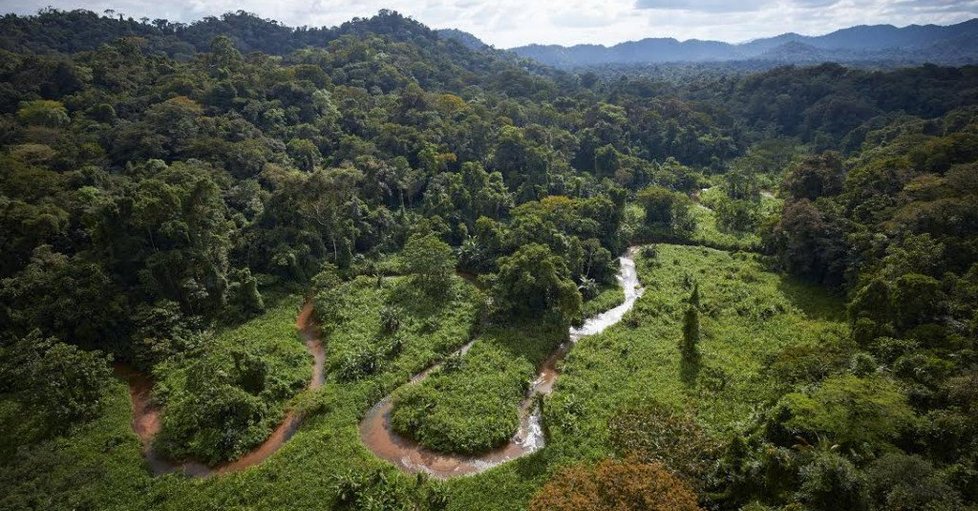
[545,244,847,457]
[152,295,311,464]
[389,322,564,454]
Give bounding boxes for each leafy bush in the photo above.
[529,458,702,511]
[773,375,915,449]
[401,233,456,297]
[609,402,720,483]
[866,453,963,511]
[491,243,582,325]
[796,451,868,511]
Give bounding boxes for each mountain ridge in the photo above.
[3,8,976,68]
[508,18,978,67]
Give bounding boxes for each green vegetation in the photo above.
[1,7,977,511]
[690,186,782,252]
[0,379,149,511]
[491,244,583,325]
[390,322,562,454]
[581,283,626,318]
[317,275,484,385]
[152,296,310,464]
[546,244,848,452]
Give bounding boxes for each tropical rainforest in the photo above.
[1,8,977,511]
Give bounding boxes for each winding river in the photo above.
[358,248,644,479]
[120,249,642,478]
[115,301,325,477]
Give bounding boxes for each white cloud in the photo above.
[0,0,975,47]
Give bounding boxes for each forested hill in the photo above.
[511,19,978,67]
[0,8,501,60]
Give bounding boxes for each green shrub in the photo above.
[797,451,868,511]
[776,374,915,449]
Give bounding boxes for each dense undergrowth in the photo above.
[152,295,310,464]
[316,274,484,385]
[0,379,147,511]
[581,282,627,319]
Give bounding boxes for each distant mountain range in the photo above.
[440,19,978,67]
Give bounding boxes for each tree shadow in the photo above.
[777,277,846,322]
[679,353,701,387]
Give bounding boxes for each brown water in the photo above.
[116,300,325,477]
[358,248,644,478]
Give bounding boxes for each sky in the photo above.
[1,0,977,48]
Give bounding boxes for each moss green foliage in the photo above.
[865,453,963,511]
[0,331,113,429]
[777,374,916,449]
[152,296,310,464]
[796,451,869,511]
[390,322,563,454]
[581,283,626,318]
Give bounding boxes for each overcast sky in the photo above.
[2,0,977,48]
